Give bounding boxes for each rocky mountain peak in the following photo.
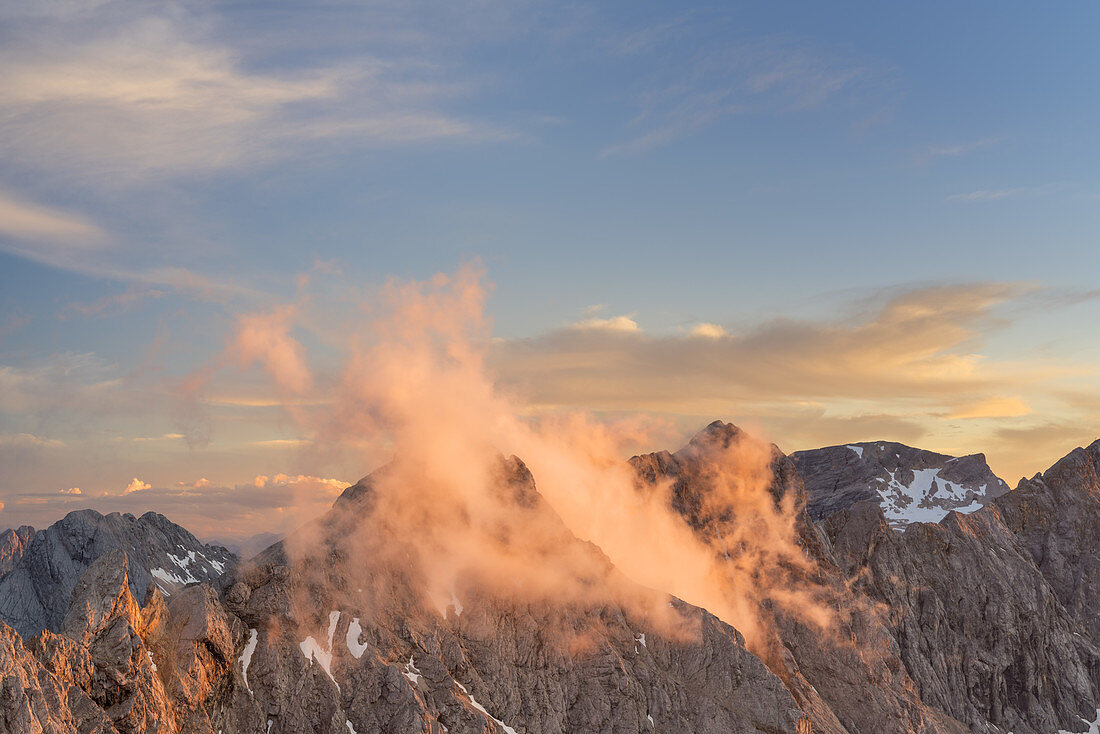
[0,508,236,639]
[61,549,145,647]
[3,426,1100,734]
[681,419,745,455]
[791,441,1009,528]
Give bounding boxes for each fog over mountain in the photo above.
[3,3,1100,733]
[3,426,1100,733]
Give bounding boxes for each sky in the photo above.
[1,0,1099,539]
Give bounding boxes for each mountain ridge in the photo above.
[2,426,1100,733]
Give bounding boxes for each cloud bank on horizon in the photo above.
[1,0,1099,536]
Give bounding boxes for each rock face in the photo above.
[0,548,253,734]
[213,457,811,734]
[812,438,1100,734]
[996,440,1100,642]
[2,426,1100,734]
[632,422,968,734]
[0,510,235,640]
[0,618,115,734]
[825,500,1100,734]
[791,442,1009,528]
[0,525,33,581]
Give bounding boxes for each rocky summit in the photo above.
[0,509,235,641]
[791,441,1009,529]
[2,426,1100,734]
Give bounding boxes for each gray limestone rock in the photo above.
[0,510,235,639]
[632,421,967,734]
[791,442,1008,528]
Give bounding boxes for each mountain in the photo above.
[791,441,1009,528]
[2,426,1100,734]
[1,454,814,734]
[209,454,812,733]
[631,422,966,734]
[824,506,1100,733]
[995,439,1100,642]
[0,509,236,640]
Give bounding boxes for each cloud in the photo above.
[922,136,1004,160]
[249,438,311,448]
[0,192,107,245]
[946,187,1033,202]
[602,33,888,157]
[688,322,727,339]
[493,283,1032,412]
[128,433,185,443]
[572,314,640,332]
[59,286,166,320]
[124,477,151,494]
[0,433,66,448]
[948,397,1031,420]
[237,264,832,647]
[988,422,1100,482]
[0,1,503,184]
[1,470,354,539]
[233,305,313,394]
[0,352,131,416]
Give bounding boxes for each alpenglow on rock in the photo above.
[0,508,235,639]
[791,441,1009,528]
[4,428,1100,734]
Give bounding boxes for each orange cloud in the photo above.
[948,397,1031,419]
[124,477,151,494]
[233,304,312,393]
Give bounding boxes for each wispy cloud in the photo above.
[0,433,66,449]
[946,187,1034,202]
[59,286,166,321]
[0,192,107,246]
[922,136,1004,161]
[0,0,506,185]
[602,32,889,157]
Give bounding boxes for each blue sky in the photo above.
[2,0,1099,537]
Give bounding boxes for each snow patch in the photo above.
[846,445,864,459]
[346,722,357,734]
[346,617,368,659]
[403,656,421,685]
[299,611,341,690]
[151,567,194,586]
[1058,708,1100,734]
[239,628,258,694]
[873,465,992,529]
[455,681,519,734]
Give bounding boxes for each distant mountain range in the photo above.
[2,426,1099,734]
